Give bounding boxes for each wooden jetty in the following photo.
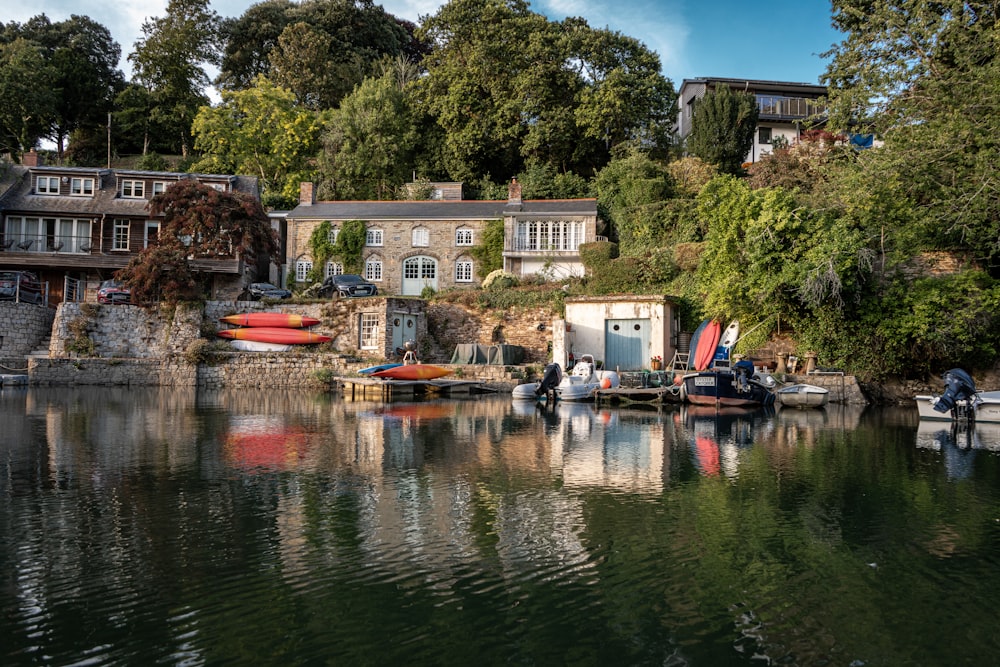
[595,385,680,406]
[340,377,493,400]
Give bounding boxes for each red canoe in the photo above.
[220,313,320,328]
[371,364,453,380]
[217,327,331,345]
[693,320,722,371]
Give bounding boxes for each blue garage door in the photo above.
[605,319,649,371]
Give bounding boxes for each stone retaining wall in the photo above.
[782,372,869,405]
[0,302,55,357]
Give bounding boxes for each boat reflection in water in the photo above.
[915,420,1000,479]
[679,405,775,478]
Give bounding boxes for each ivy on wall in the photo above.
[306,219,367,282]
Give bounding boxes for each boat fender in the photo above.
[668,384,680,396]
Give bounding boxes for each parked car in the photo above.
[97,279,131,304]
[247,282,292,300]
[0,270,44,304]
[319,274,378,298]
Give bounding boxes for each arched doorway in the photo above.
[402,255,438,295]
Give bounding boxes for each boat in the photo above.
[511,354,620,402]
[358,363,403,376]
[217,327,331,345]
[220,313,320,328]
[776,383,829,408]
[713,320,740,366]
[228,339,292,352]
[692,320,722,371]
[681,359,775,408]
[371,364,453,380]
[914,368,1000,423]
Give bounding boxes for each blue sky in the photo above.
[7,0,842,86]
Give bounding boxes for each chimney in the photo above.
[299,182,315,206]
[508,177,522,205]
[21,149,41,167]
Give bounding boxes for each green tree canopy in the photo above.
[0,38,57,155]
[685,85,758,175]
[191,76,325,204]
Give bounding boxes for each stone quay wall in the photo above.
[0,302,55,370]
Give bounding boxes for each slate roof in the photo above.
[288,198,598,220]
[0,165,260,217]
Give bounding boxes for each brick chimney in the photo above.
[508,177,522,205]
[21,149,41,167]
[299,182,315,206]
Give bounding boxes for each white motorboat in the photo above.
[511,354,619,402]
[775,383,829,408]
[914,368,1000,422]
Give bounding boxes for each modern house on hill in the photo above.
[285,180,602,296]
[0,151,261,304]
[677,78,828,164]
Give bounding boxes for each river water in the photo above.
[3,386,1000,666]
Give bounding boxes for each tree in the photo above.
[318,71,418,200]
[823,0,1000,269]
[267,22,340,109]
[217,0,295,91]
[0,38,57,155]
[118,180,278,304]
[591,146,674,250]
[685,85,759,175]
[191,76,325,203]
[128,0,221,156]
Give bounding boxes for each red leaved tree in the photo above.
[118,180,279,304]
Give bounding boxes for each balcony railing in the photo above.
[1,234,93,254]
[506,235,607,253]
[756,95,827,120]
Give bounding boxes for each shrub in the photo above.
[482,269,519,290]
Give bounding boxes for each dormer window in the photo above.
[71,178,94,196]
[208,183,226,192]
[36,176,59,195]
[122,180,145,198]
[152,181,169,196]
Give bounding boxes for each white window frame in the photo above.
[366,229,383,247]
[152,181,169,196]
[70,178,94,196]
[296,260,313,282]
[113,219,130,251]
[36,176,59,195]
[121,180,145,198]
[456,228,473,246]
[455,260,474,282]
[325,261,343,278]
[328,227,339,244]
[359,313,379,350]
[365,258,383,282]
[411,227,429,247]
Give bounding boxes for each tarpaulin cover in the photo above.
[450,344,524,365]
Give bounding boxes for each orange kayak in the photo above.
[217,327,331,345]
[220,313,320,328]
[371,364,453,380]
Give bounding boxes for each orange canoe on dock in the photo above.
[371,364,453,380]
[220,313,320,328]
[217,327,331,345]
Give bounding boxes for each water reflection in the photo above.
[5,387,1000,666]
[915,420,1000,478]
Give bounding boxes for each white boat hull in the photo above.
[776,384,829,408]
[915,391,1000,423]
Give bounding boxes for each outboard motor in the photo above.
[732,359,756,393]
[535,363,563,397]
[934,368,978,416]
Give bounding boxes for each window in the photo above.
[456,260,473,282]
[328,227,339,244]
[144,221,160,248]
[36,176,59,195]
[366,229,383,246]
[325,261,343,278]
[456,228,473,246]
[121,180,145,198]
[758,127,772,145]
[514,220,585,251]
[208,183,226,192]
[295,260,313,282]
[152,182,169,196]
[412,227,429,247]
[359,313,379,350]
[113,219,130,251]
[365,258,382,282]
[70,178,94,196]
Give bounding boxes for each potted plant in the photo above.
[651,355,662,370]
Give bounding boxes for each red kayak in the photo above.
[217,327,331,345]
[220,313,320,328]
[371,364,453,380]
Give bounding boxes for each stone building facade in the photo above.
[285,181,601,296]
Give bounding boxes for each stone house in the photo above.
[284,180,602,295]
[0,151,261,304]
